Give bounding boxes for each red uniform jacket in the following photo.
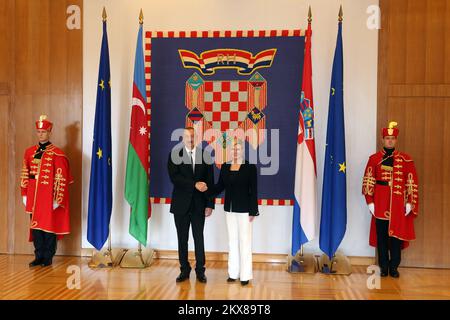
[20,144,73,240]
[362,150,419,249]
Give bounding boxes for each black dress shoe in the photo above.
[197,274,207,283]
[389,269,400,278]
[176,272,190,283]
[41,260,53,267]
[227,277,236,282]
[380,269,389,277]
[29,259,43,267]
[240,280,249,286]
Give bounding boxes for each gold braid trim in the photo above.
[405,172,418,207]
[20,160,29,188]
[53,168,66,204]
[362,167,376,196]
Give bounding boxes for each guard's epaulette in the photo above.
[47,146,68,158]
[370,151,384,161]
[398,152,413,162]
[26,145,38,153]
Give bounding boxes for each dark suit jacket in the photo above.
[210,161,259,216]
[167,146,215,215]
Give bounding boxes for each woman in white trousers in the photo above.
[210,141,259,286]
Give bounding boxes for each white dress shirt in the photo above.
[185,146,196,173]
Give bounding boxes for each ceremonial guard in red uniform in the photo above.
[20,115,73,267]
[362,122,419,278]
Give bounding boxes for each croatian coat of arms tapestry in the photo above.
[145,30,306,205]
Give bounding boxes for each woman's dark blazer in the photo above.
[210,160,259,216]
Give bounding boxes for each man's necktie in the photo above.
[189,151,194,174]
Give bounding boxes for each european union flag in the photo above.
[87,19,112,251]
[319,20,347,259]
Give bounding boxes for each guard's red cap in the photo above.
[35,115,53,131]
[382,121,399,138]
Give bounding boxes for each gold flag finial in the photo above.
[308,6,312,23]
[388,121,398,129]
[102,7,107,22]
[139,9,144,24]
[338,5,343,22]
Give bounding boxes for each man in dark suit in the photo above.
[167,127,215,283]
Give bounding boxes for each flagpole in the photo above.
[287,5,316,274]
[317,5,351,275]
[138,7,154,267]
[139,8,143,25]
[308,5,312,23]
[298,4,312,262]
[119,9,154,268]
[138,243,145,265]
[103,6,113,262]
[88,7,125,268]
[107,228,112,252]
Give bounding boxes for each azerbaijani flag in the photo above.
[291,22,318,256]
[125,22,151,246]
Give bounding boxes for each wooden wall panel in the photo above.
[387,0,407,84]
[405,0,426,83]
[0,0,82,255]
[0,0,15,254]
[13,0,83,256]
[425,0,447,83]
[0,96,10,253]
[379,0,450,268]
[0,0,14,83]
[446,3,450,83]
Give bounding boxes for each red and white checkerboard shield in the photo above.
[185,72,267,165]
[203,81,249,132]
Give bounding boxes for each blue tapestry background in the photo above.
[149,35,305,200]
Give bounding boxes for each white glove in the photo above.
[22,196,27,206]
[405,203,412,216]
[368,203,375,216]
[53,202,59,210]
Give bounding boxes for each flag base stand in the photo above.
[287,253,316,274]
[88,248,126,268]
[317,252,352,275]
[120,248,154,269]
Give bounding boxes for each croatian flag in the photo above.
[291,23,318,256]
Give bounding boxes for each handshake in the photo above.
[195,181,208,192]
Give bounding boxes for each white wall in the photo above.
[82,0,379,257]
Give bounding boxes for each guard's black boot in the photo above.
[196,273,207,283]
[41,259,53,267]
[389,269,400,278]
[176,272,190,283]
[29,258,43,268]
